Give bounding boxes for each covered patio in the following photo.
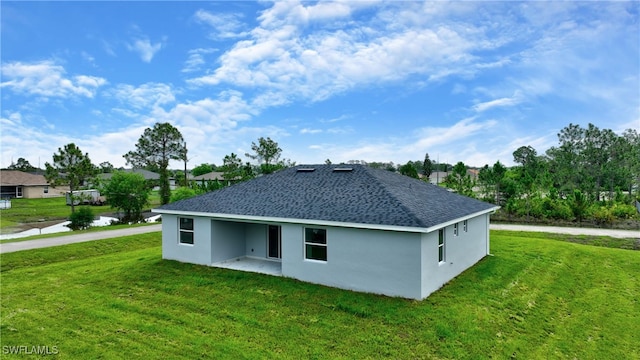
[212,257,282,276]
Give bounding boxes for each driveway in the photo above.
[491,224,639,239]
[0,224,161,254]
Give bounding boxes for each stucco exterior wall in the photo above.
[160,213,491,300]
[245,223,267,258]
[161,214,212,265]
[23,186,46,199]
[420,214,489,298]
[282,224,423,299]
[211,220,246,262]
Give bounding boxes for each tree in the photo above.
[513,145,546,220]
[422,153,433,178]
[443,162,475,197]
[45,143,96,213]
[547,124,586,195]
[8,157,37,172]
[620,129,640,197]
[124,122,186,205]
[191,163,214,177]
[103,171,150,223]
[399,161,419,179]
[478,160,507,205]
[99,161,114,173]
[245,137,282,174]
[222,153,243,182]
[570,189,589,224]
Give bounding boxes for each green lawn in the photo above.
[0,192,162,233]
[0,197,111,231]
[1,231,638,359]
[0,222,159,244]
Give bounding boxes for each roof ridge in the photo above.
[360,166,429,228]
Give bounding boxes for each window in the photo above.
[453,223,459,236]
[438,229,445,263]
[305,228,327,261]
[179,218,194,245]
[43,186,49,194]
[16,186,23,198]
[463,220,468,232]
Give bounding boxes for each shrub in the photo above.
[170,187,198,203]
[611,204,637,219]
[592,207,613,226]
[551,202,573,220]
[68,207,94,230]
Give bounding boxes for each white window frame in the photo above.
[463,220,468,232]
[178,217,194,245]
[453,223,459,236]
[438,228,446,263]
[304,227,327,262]
[43,186,49,194]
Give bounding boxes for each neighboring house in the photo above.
[426,171,449,185]
[99,169,176,190]
[426,169,478,185]
[0,170,66,198]
[153,164,499,300]
[192,171,225,181]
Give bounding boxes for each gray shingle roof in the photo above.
[157,164,498,229]
[0,170,48,186]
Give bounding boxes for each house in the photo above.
[426,169,479,185]
[99,169,176,190]
[192,171,225,181]
[426,171,450,185]
[153,165,499,300]
[0,170,66,198]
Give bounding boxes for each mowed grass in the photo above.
[0,191,162,232]
[0,197,111,231]
[1,231,638,359]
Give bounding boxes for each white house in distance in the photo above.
[153,164,499,300]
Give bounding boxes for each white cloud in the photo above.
[193,9,249,39]
[81,51,96,67]
[0,60,106,98]
[182,48,217,73]
[108,83,176,109]
[472,91,523,113]
[127,36,164,62]
[291,117,504,166]
[188,2,491,107]
[300,128,322,134]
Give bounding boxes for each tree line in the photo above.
[397,123,640,225]
[12,121,639,227]
[37,122,294,223]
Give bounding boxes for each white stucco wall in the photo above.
[281,224,423,299]
[160,213,491,300]
[210,220,246,262]
[420,214,489,298]
[161,214,212,265]
[245,223,267,258]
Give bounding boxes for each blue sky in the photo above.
[1,1,638,169]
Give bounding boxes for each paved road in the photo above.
[491,224,639,239]
[0,223,637,254]
[0,224,161,254]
